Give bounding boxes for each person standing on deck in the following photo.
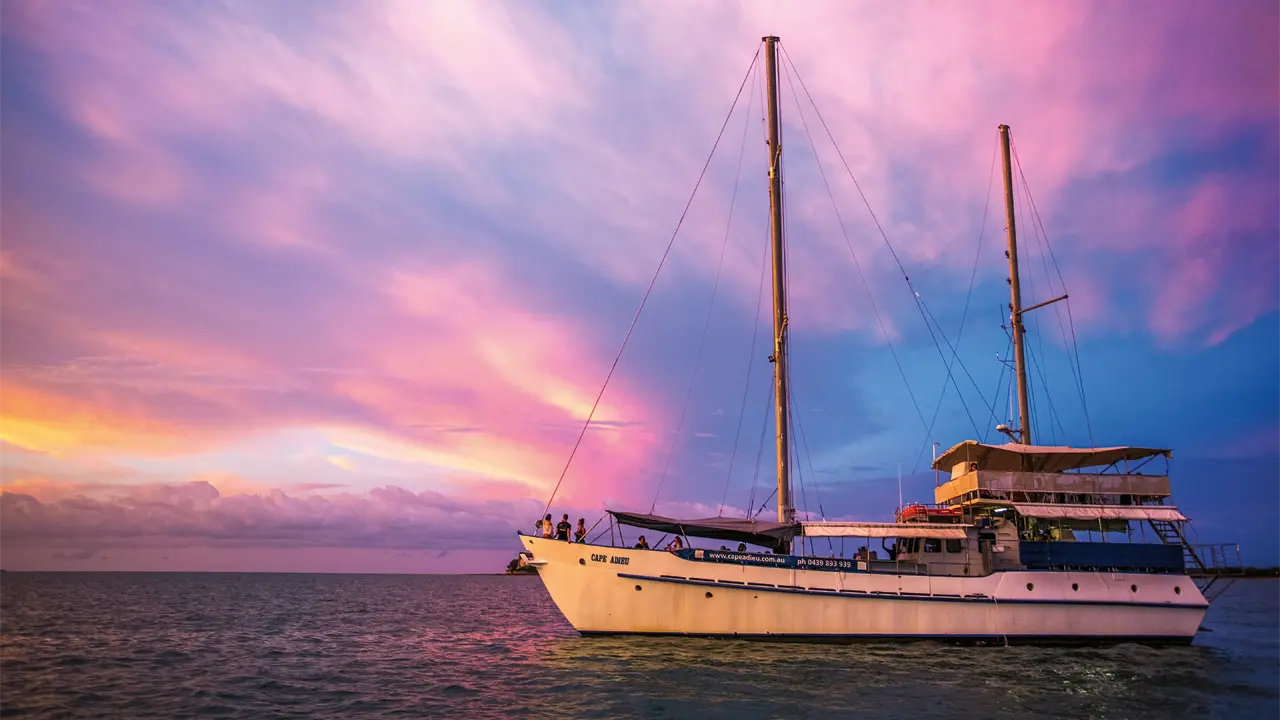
[574,518,587,543]
[555,514,572,541]
[539,514,553,539]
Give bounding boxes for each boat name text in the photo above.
[590,553,630,566]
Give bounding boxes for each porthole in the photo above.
[1071,583,1079,592]
[579,558,586,565]
[1174,586,1182,595]
[635,585,642,591]
[1026,583,1034,591]
[705,591,714,599]
[1131,584,1138,593]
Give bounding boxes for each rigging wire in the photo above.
[743,46,776,521]
[1012,158,1061,444]
[1011,138,1095,447]
[780,44,994,444]
[773,55,869,553]
[752,486,778,521]
[777,50,794,523]
[790,411,811,551]
[652,52,759,512]
[1025,339,1069,442]
[915,302,990,436]
[718,60,771,516]
[910,134,999,472]
[745,383,774,518]
[983,332,1014,443]
[1004,319,1017,431]
[788,381,835,554]
[719,228,771,516]
[774,46,931,444]
[540,45,763,517]
[1020,179,1073,445]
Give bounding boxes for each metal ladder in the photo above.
[1147,519,1205,572]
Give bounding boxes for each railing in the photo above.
[1186,543,1244,577]
[895,503,964,524]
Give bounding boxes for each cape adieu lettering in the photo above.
[589,553,630,566]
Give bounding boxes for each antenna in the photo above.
[897,463,904,520]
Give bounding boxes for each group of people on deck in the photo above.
[536,516,762,555]
[538,513,587,543]
[632,535,685,551]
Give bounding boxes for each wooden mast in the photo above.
[763,36,793,524]
[999,124,1032,445]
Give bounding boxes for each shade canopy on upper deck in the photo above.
[931,441,1172,473]
[1012,503,1188,522]
[608,510,799,548]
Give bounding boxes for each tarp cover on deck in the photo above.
[932,441,1172,473]
[607,510,799,547]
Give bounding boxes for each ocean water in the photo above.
[1,573,1276,719]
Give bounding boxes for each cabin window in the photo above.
[945,539,963,554]
[923,538,941,554]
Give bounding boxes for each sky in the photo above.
[1,0,1277,572]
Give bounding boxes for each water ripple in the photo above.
[1,573,1276,719]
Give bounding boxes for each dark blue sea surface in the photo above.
[1,573,1276,719]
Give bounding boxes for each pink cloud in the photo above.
[1146,175,1279,346]
[0,479,590,550]
[7,0,1273,345]
[0,255,668,503]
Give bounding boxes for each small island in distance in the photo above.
[505,551,538,575]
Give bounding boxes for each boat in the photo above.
[517,36,1242,644]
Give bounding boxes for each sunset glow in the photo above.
[2,0,1276,571]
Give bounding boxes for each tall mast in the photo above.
[763,36,793,523]
[999,124,1032,445]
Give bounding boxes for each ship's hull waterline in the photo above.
[521,537,1208,644]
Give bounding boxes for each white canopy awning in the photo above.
[932,441,1172,473]
[801,522,970,539]
[1012,504,1188,522]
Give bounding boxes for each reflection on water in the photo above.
[1,573,1275,719]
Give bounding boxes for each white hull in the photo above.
[521,536,1208,643]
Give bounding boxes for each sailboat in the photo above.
[517,36,1240,644]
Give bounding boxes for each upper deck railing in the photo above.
[936,469,1171,506]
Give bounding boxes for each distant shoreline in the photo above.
[0,569,542,576]
[2,567,1277,577]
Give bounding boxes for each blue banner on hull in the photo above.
[674,548,856,572]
